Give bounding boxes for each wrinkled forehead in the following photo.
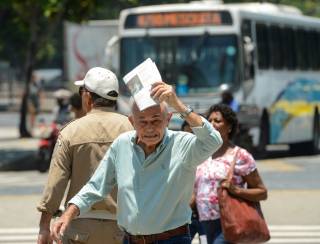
[132,103,167,119]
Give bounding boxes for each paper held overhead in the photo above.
[123,58,162,111]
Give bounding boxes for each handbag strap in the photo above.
[226,148,240,182]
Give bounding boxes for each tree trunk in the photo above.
[19,9,38,138]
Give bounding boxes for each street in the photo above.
[0,112,320,243]
[0,156,319,243]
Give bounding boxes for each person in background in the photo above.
[181,120,207,244]
[53,88,72,125]
[220,90,239,113]
[194,104,267,244]
[28,74,43,134]
[51,81,223,244]
[37,67,133,244]
[69,92,86,119]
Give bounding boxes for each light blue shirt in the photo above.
[69,117,222,235]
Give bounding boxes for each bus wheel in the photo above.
[257,109,269,157]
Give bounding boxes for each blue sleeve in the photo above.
[183,117,222,169]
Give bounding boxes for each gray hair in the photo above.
[90,91,117,108]
[130,100,169,116]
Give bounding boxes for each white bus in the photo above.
[110,1,320,154]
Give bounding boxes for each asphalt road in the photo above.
[0,111,320,243]
[0,154,320,243]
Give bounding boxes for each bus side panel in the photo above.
[269,78,320,144]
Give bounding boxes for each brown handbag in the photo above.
[217,150,270,243]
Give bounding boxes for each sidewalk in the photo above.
[0,90,56,113]
[0,126,39,171]
[0,91,58,171]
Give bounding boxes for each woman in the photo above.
[194,104,267,244]
[181,120,207,244]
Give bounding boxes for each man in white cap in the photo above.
[37,67,133,244]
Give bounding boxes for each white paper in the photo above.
[123,58,162,111]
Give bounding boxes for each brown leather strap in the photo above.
[226,148,241,182]
[125,224,189,244]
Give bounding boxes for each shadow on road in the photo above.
[0,149,38,171]
[255,148,319,160]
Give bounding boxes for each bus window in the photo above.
[120,35,239,95]
[315,32,320,69]
[241,19,252,38]
[308,30,319,70]
[256,23,270,69]
[241,19,255,80]
[269,25,284,70]
[295,29,308,70]
[282,27,296,70]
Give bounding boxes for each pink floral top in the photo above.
[194,146,256,221]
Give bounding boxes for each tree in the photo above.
[0,0,192,137]
[0,0,105,137]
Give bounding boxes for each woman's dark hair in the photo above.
[206,103,238,139]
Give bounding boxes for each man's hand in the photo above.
[151,81,180,108]
[51,215,70,244]
[37,229,53,244]
[38,212,53,244]
[51,204,79,243]
[151,81,203,127]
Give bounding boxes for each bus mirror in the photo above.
[243,36,255,80]
[105,35,120,75]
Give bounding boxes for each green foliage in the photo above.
[0,0,98,74]
[1,0,320,76]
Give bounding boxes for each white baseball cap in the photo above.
[74,67,119,100]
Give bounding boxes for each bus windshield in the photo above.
[120,34,239,95]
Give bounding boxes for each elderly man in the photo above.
[52,81,222,244]
[37,67,133,244]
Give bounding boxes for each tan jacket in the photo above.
[37,107,133,216]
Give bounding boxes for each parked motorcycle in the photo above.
[36,121,60,173]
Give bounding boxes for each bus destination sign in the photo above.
[125,11,232,28]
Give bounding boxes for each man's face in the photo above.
[129,104,171,149]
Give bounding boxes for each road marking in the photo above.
[0,228,38,244]
[271,232,320,237]
[1,226,320,244]
[268,238,320,243]
[191,225,320,244]
[268,225,320,243]
[258,159,302,172]
[269,225,320,231]
[0,172,47,187]
[0,228,38,234]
